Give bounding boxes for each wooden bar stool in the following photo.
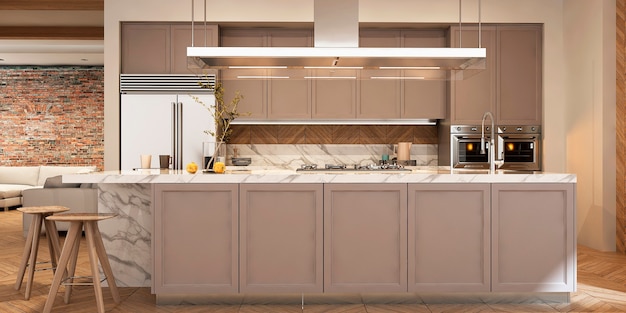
[14,205,70,300]
[43,213,120,313]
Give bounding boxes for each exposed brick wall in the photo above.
[0,66,104,170]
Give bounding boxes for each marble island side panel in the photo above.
[98,183,152,287]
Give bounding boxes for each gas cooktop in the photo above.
[296,163,411,172]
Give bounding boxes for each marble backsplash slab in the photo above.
[226,144,438,169]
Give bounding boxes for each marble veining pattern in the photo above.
[65,170,577,185]
[98,183,152,287]
[227,144,439,168]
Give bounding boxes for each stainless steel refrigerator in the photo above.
[120,75,216,170]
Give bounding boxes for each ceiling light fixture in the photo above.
[187,0,486,77]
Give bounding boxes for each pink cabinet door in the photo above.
[492,183,575,292]
[497,25,542,125]
[449,26,497,124]
[153,184,239,294]
[171,24,218,74]
[408,183,491,292]
[240,184,323,293]
[324,184,408,293]
[122,23,170,74]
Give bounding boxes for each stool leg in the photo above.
[14,214,36,291]
[24,213,44,300]
[92,222,120,303]
[84,222,106,313]
[43,221,81,313]
[44,215,62,272]
[63,229,82,304]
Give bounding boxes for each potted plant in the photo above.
[193,79,245,171]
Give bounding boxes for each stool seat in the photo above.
[46,213,116,222]
[43,212,120,313]
[18,205,70,214]
[14,206,70,300]
[17,205,70,214]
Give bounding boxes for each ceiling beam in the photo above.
[0,26,103,40]
[0,0,103,11]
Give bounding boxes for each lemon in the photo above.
[186,162,198,174]
[213,161,226,174]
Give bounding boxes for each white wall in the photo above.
[564,0,616,251]
[105,0,618,250]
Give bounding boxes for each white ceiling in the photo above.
[0,39,104,65]
[0,10,104,66]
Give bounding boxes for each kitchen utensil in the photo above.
[140,155,151,169]
[397,142,412,160]
[231,157,251,166]
[159,155,171,169]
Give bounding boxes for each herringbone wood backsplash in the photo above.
[229,125,437,145]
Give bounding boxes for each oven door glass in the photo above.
[502,141,535,163]
[457,139,489,163]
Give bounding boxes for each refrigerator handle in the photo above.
[177,102,183,170]
[171,102,178,169]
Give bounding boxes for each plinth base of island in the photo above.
[155,292,571,305]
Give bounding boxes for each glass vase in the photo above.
[203,141,227,169]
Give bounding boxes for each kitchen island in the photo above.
[63,168,576,303]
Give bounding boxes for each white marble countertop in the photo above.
[63,166,576,184]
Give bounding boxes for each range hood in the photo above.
[187,0,486,74]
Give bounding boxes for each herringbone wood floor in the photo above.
[2,209,626,312]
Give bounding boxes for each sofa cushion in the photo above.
[43,175,82,188]
[0,166,40,186]
[0,189,22,198]
[37,166,96,186]
[0,184,34,192]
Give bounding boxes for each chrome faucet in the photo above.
[480,111,503,173]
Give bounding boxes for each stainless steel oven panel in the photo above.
[450,124,494,169]
[451,135,491,169]
[497,126,541,171]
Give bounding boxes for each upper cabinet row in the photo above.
[120,23,542,124]
[449,25,542,125]
[221,28,446,120]
[121,23,218,74]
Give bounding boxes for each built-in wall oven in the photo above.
[449,125,492,169]
[447,125,541,171]
[497,125,541,171]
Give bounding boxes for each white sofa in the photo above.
[0,166,42,210]
[0,166,96,209]
[22,184,99,237]
[0,165,97,237]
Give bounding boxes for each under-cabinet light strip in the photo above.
[236,76,290,79]
[304,66,363,69]
[303,76,357,79]
[378,66,441,70]
[228,66,288,69]
[370,76,425,80]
